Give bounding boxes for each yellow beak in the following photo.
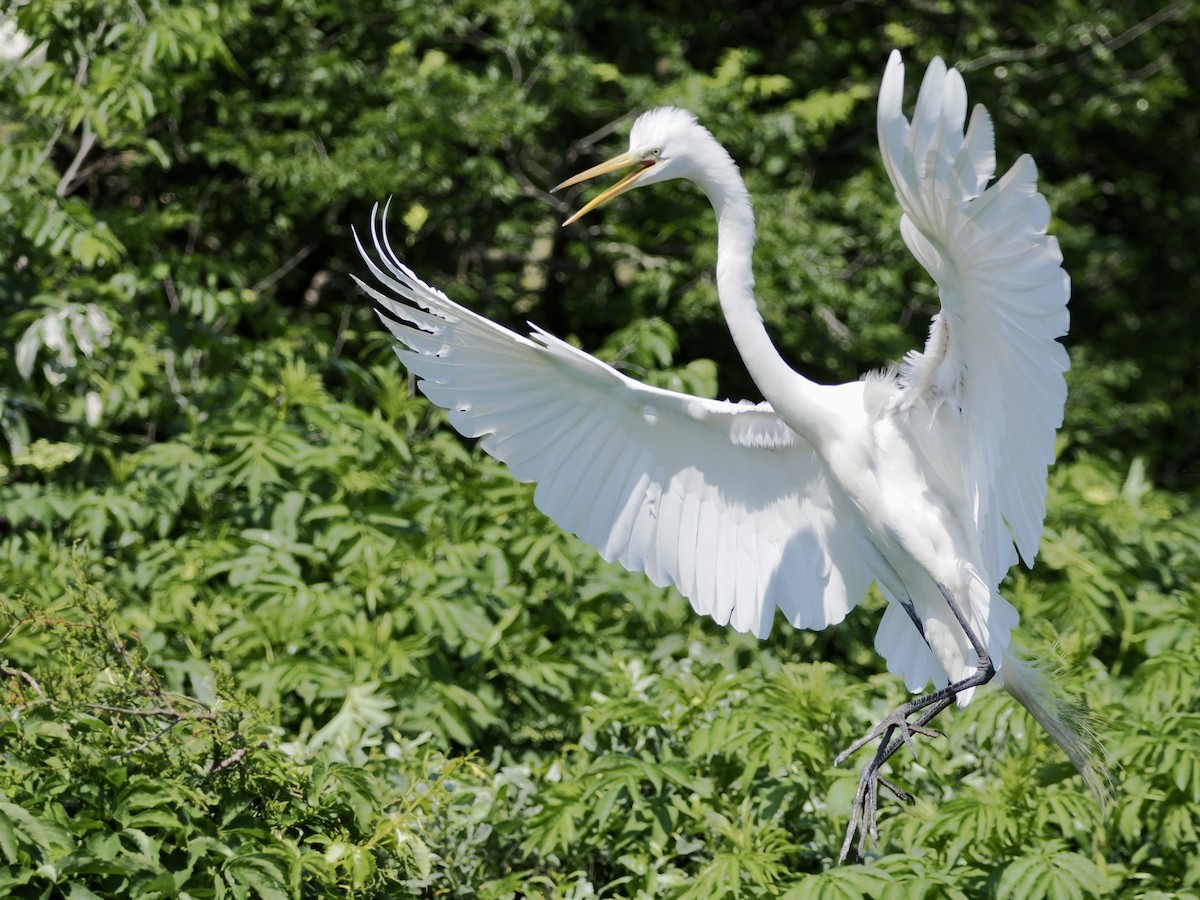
[553,151,656,226]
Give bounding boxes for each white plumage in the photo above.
[357,241,871,638]
[355,51,1099,856]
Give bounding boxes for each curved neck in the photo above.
[697,164,838,448]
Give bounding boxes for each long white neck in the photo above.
[694,154,841,449]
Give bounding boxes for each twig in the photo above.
[19,19,105,190]
[507,151,562,208]
[252,243,315,295]
[1105,1,1187,53]
[162,270,180,314]
[186,177,219,255]
[0,617,23,646]
[210,747,248,775]
[164,349,195,413]
[966,2,1188,79]
[816,304,854,343]
[331,302,351,359]
[1,663,47,700]
[55,120,97,197]
[559,115,633,170]
[88,704,217,722]
[118,719,186,759]
[961,43,1053,73]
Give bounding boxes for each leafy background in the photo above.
[1,0,1198,897]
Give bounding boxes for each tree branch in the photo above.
[88,703,218,721]
[1,663,46,700]
[56,119,97,197]
[252,243,315,295]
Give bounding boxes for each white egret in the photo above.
[354,51,1104,859]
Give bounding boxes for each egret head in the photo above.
[554,107,718,226]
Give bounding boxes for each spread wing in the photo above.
[354,203,874,638]
[877,52,1070,582]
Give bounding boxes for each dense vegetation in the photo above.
[2,0,1198,896]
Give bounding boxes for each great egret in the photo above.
[354,51,1104,859]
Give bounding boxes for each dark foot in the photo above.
[836,696,950,862]
[834,582,998,862]
[833,709,943,768]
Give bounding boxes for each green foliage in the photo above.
[2,0,1199,896]
[0,582,483,897]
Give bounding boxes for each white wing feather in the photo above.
[354,204,873,638]
[877,51,1070,582]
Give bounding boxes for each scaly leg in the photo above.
[836,583,996,862]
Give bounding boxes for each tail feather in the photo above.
[999,647,1110,803]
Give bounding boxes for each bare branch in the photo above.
[118,719,187,759]
[88,703,218,722]
[1105,1,1188,53]
[210,747,249,775]
[164,349,198,415]
[964,2,1188,76]
[20,18,104,191]
[56,120,97,197]
[162,271,180,314]
[816,304,854,343]
[1,663,47,700]
[252,243,316,295]
[331,301,351,359]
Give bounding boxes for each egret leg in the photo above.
[835,583,995,863]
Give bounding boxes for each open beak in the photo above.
[553,152,656,226]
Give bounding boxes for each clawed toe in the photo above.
[839,756,894,862]
[833,710,943,768]
[834,584,1000,862]
[877,774,910,802]
[834,699,953,863]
